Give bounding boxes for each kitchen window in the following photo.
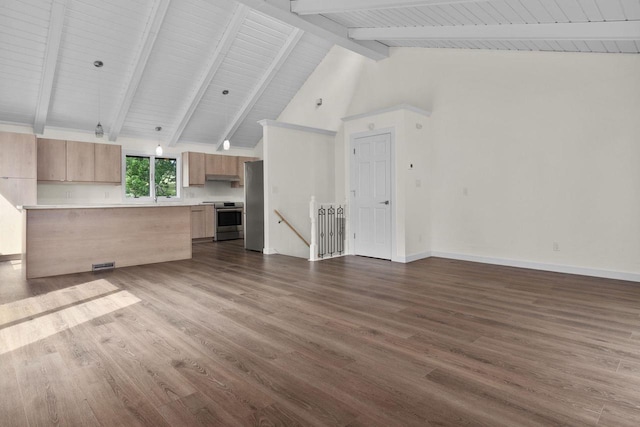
[123,153,180,201]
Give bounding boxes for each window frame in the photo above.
[121,150,182,203]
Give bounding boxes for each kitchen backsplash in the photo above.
[37,181,244,205]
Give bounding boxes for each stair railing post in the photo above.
[309,196,318,261]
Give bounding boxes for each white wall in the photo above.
[262,122,335,258]
[276,46,370,131]
[0,124,261,206]
[277,46,640,279]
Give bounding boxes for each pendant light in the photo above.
[222,89,230,150]
[155,127,163,156]
[94,60,104,138]
[95,122,104,138]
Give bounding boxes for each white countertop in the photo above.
[21,203,201,210]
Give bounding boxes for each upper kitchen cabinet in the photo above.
[231,156,258,188]
[0,132,36,179]
[94,143,121,183]
[182,150,259,187]
[205,154,237,177]
[37,138,121,184]
[66,141,94,182]
[182,152,205,187]
[37,138,66,181]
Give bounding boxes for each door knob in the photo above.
[379,200,389,205]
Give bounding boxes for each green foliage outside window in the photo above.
[125,155,177,198]
[125,156,150,198]
[155,158,177,197]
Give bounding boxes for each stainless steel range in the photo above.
[202,201,244,241]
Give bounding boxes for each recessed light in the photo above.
[155,126,162,131]
[94,60,103,68]
[222,90,229,95]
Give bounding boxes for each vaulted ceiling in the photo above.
[288,0,640,53]
[1,0,638,150]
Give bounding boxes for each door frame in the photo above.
[348,127,397,261]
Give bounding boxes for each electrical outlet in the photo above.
[553,242,560,251]
[415,179,421,188]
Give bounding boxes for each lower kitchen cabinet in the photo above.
[205,205,214,237]
[191,205,214,239]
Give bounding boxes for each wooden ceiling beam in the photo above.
[108,0,170,142]
[167,4,249,147]
[349,21,640,41]
[291,0,487,15]
[215,29,304,151]
[234,0,388,60]
[34,1,67,135]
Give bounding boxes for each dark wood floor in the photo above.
[1,241,640,426]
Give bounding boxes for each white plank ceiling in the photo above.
[0,0,333,149]
[293,0,640,54]
[0,0,637,149]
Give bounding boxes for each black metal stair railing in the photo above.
[316,204,345,259]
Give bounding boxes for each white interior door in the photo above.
[351,132,392,260]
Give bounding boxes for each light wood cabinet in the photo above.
[205,205,214,237]
[232,156,258,188]
[66,140,94,182]
[191,205,215,239]
[0,177,37,207]
[191,206,206,239]
[37,138,67,181]
[0,132,36,179]
[0,132,37,257]
[205,154,237,176]
[37,138,121,184]
[182,150,259,188]
[25,206,192,278]
[94,143,121,183]
[182,152,205,187]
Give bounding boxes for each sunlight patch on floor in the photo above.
[0,290,140,355]
[0,279,119,326]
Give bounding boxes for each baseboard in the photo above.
[0,254,21,262]
[396,252,432,263]
[430,251,640,283]
[191,238,213,244]
[263,248,277,255]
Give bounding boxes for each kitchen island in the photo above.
[23,204,192,279]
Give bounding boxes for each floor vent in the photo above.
[92,262,115,271]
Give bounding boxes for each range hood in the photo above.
[205,174,240,182]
